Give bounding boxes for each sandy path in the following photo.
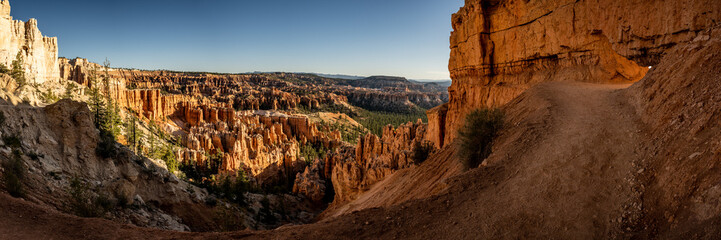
[472,82,645,238]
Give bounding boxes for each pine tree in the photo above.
[10,51,26,87]
[86,65,120,158]
[125,114,146,155]
[63,81,77,99]
[87,67,106,129]
[0,63,9,74]
[101,59,121,139]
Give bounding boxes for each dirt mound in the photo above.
[627,30,721,238]
[321,145,462,219]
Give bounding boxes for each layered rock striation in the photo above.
[429,0,721,147]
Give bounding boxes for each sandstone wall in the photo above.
[430,0,721,146]
[0,0,58,83]
[322,120,428,204]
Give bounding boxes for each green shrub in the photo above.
[299,143,327,164]
[3,149,25,198]
[2,133,22,149]
[41,89,59,104]
[411,141,434,165]
[0,64,9,74]
[68,177,114,217]
[160,147,178,173]
[457,108,504,169]
[209,170,250,207]
[96,130,117,158]
[63,81,77,99]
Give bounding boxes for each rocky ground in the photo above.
[2,0,721,238]
[2,37,721,239]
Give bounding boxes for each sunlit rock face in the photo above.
[0,0,59,83]
[428,0,721,147]
[325,120,427,204]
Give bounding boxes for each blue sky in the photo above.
[11,0,464,80]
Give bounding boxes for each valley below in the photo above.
[1,0,721,239]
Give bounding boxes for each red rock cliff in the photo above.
[429,0,721,147]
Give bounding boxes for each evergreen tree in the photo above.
[62,81,77,99]
[0,63,9,74]
[102,59,121,139]
[125,114,145,154]
[160,144,178,173]
[85,66,120,158]
[10,51,26,87]
[87,67,105,129]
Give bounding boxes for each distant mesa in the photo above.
[361,75,409,82]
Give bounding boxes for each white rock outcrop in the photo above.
[0,0,59,84]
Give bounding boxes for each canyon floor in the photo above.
[0,81,669,239]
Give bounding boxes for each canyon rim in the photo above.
[1,0,721,239]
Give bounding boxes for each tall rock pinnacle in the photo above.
[0,0,59,83]
[0,0,10,17]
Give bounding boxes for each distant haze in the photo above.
[11,0,464,80]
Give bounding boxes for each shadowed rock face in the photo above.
[0,99,213,231]
[428,0,721,147]
[0,0,59,83]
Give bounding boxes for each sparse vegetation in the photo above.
[62,81,77,99]
[159,146,178,173]
[124,113,145,154]
[68,177,114,218]
[354,108,428,136]
[213,170,251,207]
[411,140,435,165]
[10,51,26,87]
[457,108,504,169]
[258,195,276,225]
[299,142,327,164]
[96,130,118,158]
[0,63,9,74]
[3,149,26,198]
[41,88,60,103]
[2,133,22,149]
[214,206,244,231]
[315,119,367,144]
[296,103,356,117]
[87,66,121,158]
[180,151,222,187]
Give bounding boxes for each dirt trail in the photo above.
[471,82,646,238]
[0,81,652,239]
[263,81,650,239]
